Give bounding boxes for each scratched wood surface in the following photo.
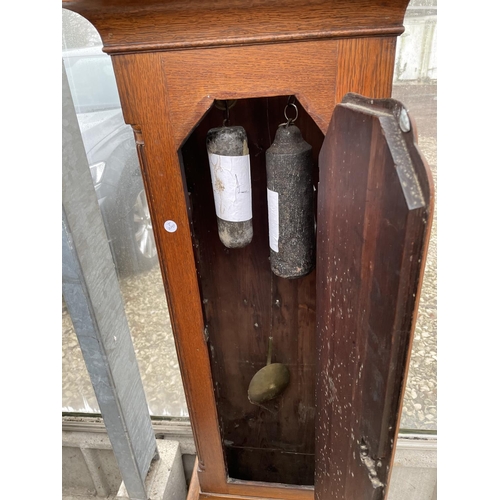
[315,94,433,500]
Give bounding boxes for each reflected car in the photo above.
[63,46,158,276]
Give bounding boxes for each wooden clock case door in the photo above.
[315,94,433,500]
[61,1,431,499]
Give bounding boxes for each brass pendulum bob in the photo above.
[248,337,290,405]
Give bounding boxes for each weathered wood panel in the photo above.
[315,94,433,500]
[182,96,322,484]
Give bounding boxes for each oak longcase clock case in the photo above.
[62,1,434,499]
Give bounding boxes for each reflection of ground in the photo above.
[393,84,437,431]
[119,268,189,417]
[62,83,436,431]
[62,267,189,418]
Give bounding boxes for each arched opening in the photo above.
[179,95,324,485]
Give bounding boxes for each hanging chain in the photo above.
[214,99,237,126]
[223,100,231,127]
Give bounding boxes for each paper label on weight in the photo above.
[267,188,279,253]
[208,153,252,222]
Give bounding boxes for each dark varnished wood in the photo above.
[182,97,320,485]
[315,94,433,500]
[62,0,408,54]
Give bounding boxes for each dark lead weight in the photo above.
[266,124,315,278]
[206,126,253,248]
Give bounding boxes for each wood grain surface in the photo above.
[315,94,433,500]
[111,54,325,499]
[111,52,228,491]
[61,1,416,498]
[160,41,339,149]
[187,458,201,500]
[62,0,408,54]
[335,38,398,103]
[93,37,402,499]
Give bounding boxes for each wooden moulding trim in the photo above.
[188,457,314,500]
[198,491,312,500]
[101,27,404,55]
[226,481,313,500]
[187,461,314,500]
[187,458,201,500]
[199,495,307,500]
[63,0,410,54]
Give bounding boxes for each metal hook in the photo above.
[277,96,298,127]
[284,102,299,125]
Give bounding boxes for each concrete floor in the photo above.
[62,82,437,431]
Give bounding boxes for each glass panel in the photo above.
[62,2,437,428]
[393,0,437,431]
[62,9,188,417]
[62,296,99,413]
